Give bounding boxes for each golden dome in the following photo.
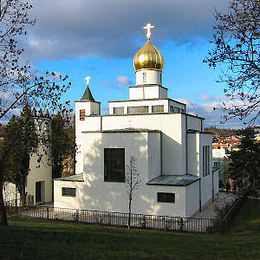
[133,40,164,72]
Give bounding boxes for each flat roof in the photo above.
[147,174,200,186]
[82,128,161,134]
[108,98,186,107]
[55,173,84,182]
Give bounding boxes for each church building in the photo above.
[54,24,219,217]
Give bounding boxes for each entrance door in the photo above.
[35,182,42,203]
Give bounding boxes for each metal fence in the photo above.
[17,206,214,233]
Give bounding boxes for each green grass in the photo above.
[0,200,259,259]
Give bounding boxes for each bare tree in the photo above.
[204,0,260,125]
[0,0,71,226]
[125,155,141,229]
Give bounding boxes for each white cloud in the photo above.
[21,0,228,60]
[199,94,216,102]
[176,98,253,128]
[116,76,129,85]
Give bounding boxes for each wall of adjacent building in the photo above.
[26,144,52,204]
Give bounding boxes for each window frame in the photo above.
[62,187,76,197]
[157,192,175,203]
[152,105,164,113]
[127,106,149,114]
[79,109,86,121]
[113,107,124,115]
[104,148,125,183]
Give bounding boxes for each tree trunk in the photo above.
[0,167,8,226]
[128,196,132,229]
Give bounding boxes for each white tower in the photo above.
[75,77,100,123]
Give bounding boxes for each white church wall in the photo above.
[108,99,169,115]
[187,132,200,176]
[54,130,188,216]
[185,181,200,217]
[200,173,213,206]
[148,132,161,179]
[135,70,161,86]
[101,114,185,175]
[186,115,202,131]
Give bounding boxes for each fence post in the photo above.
[75,209,79,222]
[179,217,184,232]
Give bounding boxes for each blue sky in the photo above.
[19,0,251,128]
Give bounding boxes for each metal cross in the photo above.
[85,76,91,87]
[143,23,154,40]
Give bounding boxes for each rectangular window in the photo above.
[152,105,164,113]
[79,109,85,121]
[62,187,76,197]
[104,148,125,182]
[143,72,147,83]
[113,107,124,115]
[170,106,180,113]
[203,145,210,176]
[157,193,175,203]
[127,106,149,114]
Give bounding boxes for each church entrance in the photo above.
[35,181,45,203]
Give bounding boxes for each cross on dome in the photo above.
[85,76,91,87]
[143,23,154,40]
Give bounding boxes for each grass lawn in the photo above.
[0,199,259,259]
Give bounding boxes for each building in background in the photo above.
[3,111,52,205]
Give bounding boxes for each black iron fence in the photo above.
[17,206,214,233]
[5,196,34,215]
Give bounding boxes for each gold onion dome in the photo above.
[133,23,164,72]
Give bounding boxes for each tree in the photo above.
[3,106,41,205]
[228,128,259,190]
[204,0,260,124]
[51,113,75,179]
[0,0,71,226]
[125,156,141,229]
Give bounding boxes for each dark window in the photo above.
[113,107,124,115]
[127,106,149,114]
[62,187,76,197]
[203,145,210,176]
[170,106,180,113]
[104,148,125,182]
[79,109,85,121]
[152,105,164,113]
[157,192,175,203]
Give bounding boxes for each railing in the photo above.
[17,206,214,233]
[5,196,34,215]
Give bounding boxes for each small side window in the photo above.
[62,187,76,197]
[157,192,175,203]
[80,109,85,121]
